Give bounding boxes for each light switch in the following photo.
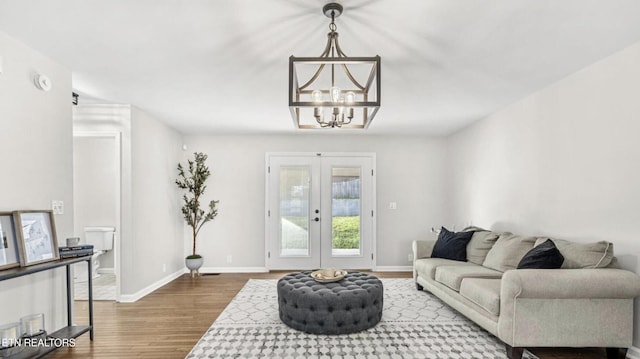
[389,202,397,210]
[52,200,64,215]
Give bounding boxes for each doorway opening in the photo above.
[72,132,121,301]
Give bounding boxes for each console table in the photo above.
[0,256,94,358]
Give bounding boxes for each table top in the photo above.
[278,271,382,291]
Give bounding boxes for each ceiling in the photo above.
[1,0,640,136]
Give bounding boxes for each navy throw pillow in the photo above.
[517,239,564,269]
[431,226,474,262]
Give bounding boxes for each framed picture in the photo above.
[13,210,59,266]
[0,212,20,270]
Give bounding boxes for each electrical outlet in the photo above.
[226,255,232,263]
[408,253,413,262]
[51,200,64,215]
[162,264,167,273]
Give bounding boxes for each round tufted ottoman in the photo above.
[277,271,383,335]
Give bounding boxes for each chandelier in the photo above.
[289,3,381,129]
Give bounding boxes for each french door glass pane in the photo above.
[280,167,310,256]
[331,167,361,256]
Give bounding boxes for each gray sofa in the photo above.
[412,227,640,359]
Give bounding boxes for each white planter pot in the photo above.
[185,257,204,277]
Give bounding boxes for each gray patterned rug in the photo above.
[186,278,537,359]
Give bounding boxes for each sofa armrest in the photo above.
[412,239,436,281]
[498,268,640,347]
[412,239,436,260]
[501,268,640,299]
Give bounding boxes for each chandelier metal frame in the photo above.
[289,3,381,129]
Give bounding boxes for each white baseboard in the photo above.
[627,345,640,359]
[374,265,412,272]
[97,267,114,275]
[196,266,269,274]
[118,269,183,303]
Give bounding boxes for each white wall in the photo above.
[129,107,183,292]
[0,31,73,332]
[182,135,448,270]
[447,41,640,347]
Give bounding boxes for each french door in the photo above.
[266,153,375,270]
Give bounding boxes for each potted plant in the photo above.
[176,152,219,277]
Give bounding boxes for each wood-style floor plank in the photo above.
[46,272,610,358]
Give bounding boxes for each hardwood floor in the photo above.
[47,272,612,359]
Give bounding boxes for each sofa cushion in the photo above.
[517,239,564,269]
[482,233,537,272]
[464,228,500,265]
[431,227,474,262]
[459,278,501,316]
[534,237,613,269]
[434,265,503,291]
[414,258,477,280]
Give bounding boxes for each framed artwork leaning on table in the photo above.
[0,212,20,270]
[13,210,59,267]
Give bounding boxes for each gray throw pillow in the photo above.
[534,237,613,269]
[463,228,500,265]
[482,233,536,272]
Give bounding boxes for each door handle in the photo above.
[314,217,320,222]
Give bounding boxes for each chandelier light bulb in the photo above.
[330,86,341,102]
[311,90,323,103]
[345,92,355,104]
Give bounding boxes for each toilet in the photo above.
[74,227,115,282]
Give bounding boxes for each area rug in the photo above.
[186,278,537,359]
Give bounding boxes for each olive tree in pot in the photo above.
[176,152,219,277]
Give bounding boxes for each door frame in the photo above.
[264,152,377,270]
